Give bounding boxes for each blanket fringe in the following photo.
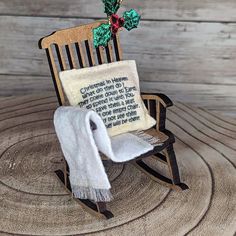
[132,130,163,146]
[72,185,113,202]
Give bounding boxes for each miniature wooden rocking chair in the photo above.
[39,21,189,219]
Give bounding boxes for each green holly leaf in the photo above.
[102,0,120,16]
[93,23,112,48]
[123,9,141,31]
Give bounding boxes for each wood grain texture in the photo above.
[142,82,236,117]
[0,75,54,96]
[0,94,235,235]
[1,16,236,85]
[0,1,236,117]
[1,15,236,117]
[1,74,235,117]
[1,0,236,22]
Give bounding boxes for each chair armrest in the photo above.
[141,92,173,131]
[141,93,173,108]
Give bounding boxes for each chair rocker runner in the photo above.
[39,21,189,219]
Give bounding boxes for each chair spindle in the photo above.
[46,46,65,105]
[75,42,86,68]
[113,35,122,61]
[67,44,77,69]
[85,40,96,66]
[105,42,114,63]
[55,44,67,71]
[96,46,105,65]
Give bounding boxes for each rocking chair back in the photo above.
[39,21,123,105]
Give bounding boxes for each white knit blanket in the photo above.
[54,106,160,202]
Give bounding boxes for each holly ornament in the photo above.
[93,0,141,48]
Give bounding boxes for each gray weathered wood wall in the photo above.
[0,0,236,117]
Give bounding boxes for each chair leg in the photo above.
[63,160,68,188]
[164,144,189,190]
[134,144,189,191]
[96,202,114,219]
[54,168,114,219]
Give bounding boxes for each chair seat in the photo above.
[101,128,173,162]
[145,128,169,145]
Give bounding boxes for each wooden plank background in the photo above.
[0,0,236,117]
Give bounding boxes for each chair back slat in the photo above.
[46,46,66,105]
[75,42,86,68]
[85,40,96,66]
[96,46,105,65]
[105,42,114,63]
[113,35,122,61]
[55,45,67,71]
[39,21,123,105]
[66,44,77,69]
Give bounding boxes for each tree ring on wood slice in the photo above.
[1,95,234,236]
